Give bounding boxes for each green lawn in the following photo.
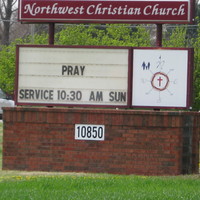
[0,122,200,200]
[0,123,2,169]
[0,174,199,200]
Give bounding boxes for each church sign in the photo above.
[18,0,194,24]
[15,45,193,109]
[16,45,131,108]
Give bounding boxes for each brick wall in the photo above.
[2,107,200,175]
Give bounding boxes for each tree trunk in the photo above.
[0,0,14,45]
[1,21,10,45]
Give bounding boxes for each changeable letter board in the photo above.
[16,46,130,107]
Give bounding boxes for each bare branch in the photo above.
[2,0,7,10]
[12,8,18,13]
[12,0,17,7]
[0,0,4,19]
[0,0,16,45]
[0,10,3,20]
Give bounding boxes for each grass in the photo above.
[0,122,2,169]
[0,122,200,200]
[0,174,200,200]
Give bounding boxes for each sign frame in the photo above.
[131,47,194,109]
[15,45,132,108]
[18,0,195,24]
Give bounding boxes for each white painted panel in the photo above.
[17,46,129,106]
[132,49,189,107]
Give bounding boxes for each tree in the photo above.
[0,42,16,94]
[0,0,17,45]
[55,24,151,47]
[163,26,187,47]
[196,0,200,18]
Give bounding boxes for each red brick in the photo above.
[2,107,200,175]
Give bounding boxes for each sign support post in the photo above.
[156,24,163,47]
[48,23,55,45]
[155,23,163,110]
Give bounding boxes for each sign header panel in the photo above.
[16,45,130,107]
[19,0,194,24]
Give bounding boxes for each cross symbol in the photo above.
[157,76,163,87]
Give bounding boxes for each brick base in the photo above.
[2,107,200,175]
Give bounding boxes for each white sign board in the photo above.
[132,48,192,108]
[75,124,105,141]
[16,46,130,107]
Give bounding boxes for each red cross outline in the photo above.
[151,72,169,91]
